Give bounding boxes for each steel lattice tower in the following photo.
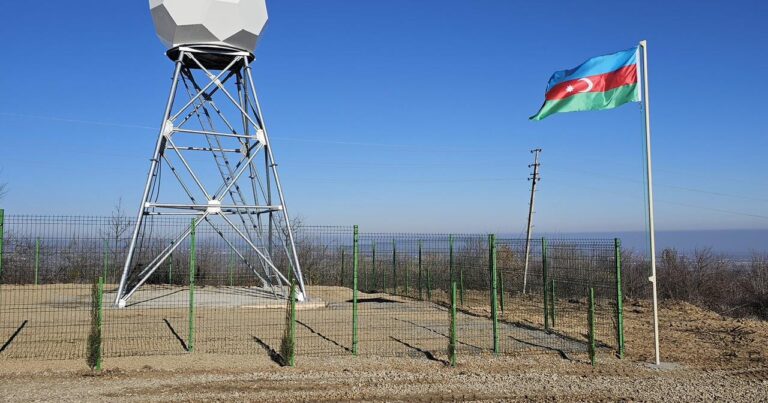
[115,0,305,306]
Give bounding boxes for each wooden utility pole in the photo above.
[522,148,541,294]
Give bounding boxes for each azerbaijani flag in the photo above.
[530,47,640,121]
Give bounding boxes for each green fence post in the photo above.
[541,238,550,332]
[370,242,375,292]
[392,239,397,295]
[288,258,294,285]
[460,238,464,306]
[102,239,109,284]
[449,234,455,284]
[288,284,297,366]
[340,249,345,287]
[459,263,465,306]
[0,208,4,279]
[426,247,432,301]
[358,251,371,292]
[228,248,234,287]
[418,240,423,300]
[489,234,499,355]
[352,225,359,356]
[34,238,40,286]
[615,238,625,359]
[404,243,409,297]
[498,266,505,314]
[589,287,596,367]
[449,281,457,367]
[168,251,173,285]
[96,276,104,371]
[551,279,557,327]
[188,219,196,352]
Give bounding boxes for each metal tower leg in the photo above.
[244,59,306,299]
[115,58,184,306]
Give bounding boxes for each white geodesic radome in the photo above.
[149,0,268,53]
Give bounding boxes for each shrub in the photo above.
[279,282,296,367]
[86,277,103,371]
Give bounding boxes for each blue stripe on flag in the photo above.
[545,47,638,93]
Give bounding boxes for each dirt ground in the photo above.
[1,286,767,401]
[0,285,610,359]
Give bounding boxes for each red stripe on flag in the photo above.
[545,64,638,101]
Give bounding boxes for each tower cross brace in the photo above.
[115,45,306,306]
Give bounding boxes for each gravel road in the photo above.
[1,297,766,401]
[1,352,766,401]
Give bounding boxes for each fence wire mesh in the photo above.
[0,215,622,362]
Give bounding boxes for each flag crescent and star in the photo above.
[530,47,641,120]
[577,78,594,92]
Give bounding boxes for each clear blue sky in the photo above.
[0,0,766,234]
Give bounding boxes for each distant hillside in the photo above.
[542,229,768,258]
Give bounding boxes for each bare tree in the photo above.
[109,198,131,241]
[742,253,768,319]
[100,198,131,282]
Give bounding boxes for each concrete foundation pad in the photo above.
[105,285,326,310]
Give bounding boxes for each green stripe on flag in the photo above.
[531,83,639,121]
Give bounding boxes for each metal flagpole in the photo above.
[639,39,661,366]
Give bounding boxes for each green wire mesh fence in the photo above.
[0,214,622,363]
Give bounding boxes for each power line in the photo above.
[654,200,768,221]
[299,176,524,184]
[548,166,768,203]
[552,180,768,221]
[0,112,156,131]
